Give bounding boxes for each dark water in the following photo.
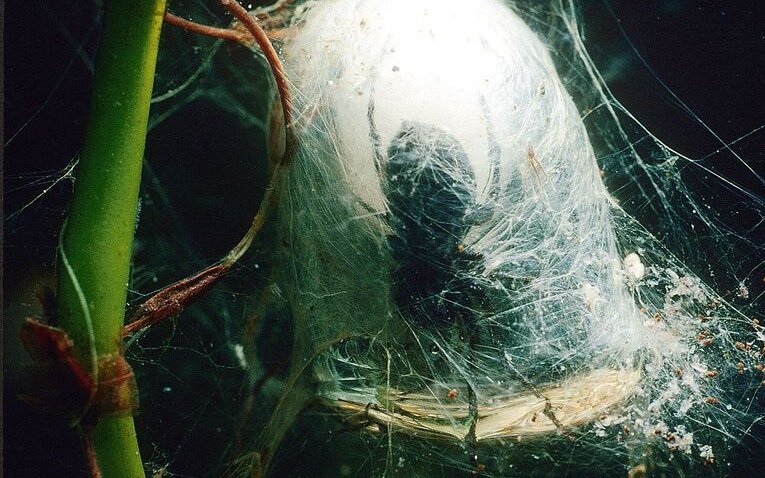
[4,1,763,476]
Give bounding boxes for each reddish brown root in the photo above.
[164,11,251,43]
[124,2,295,341]
[122,263,232,337]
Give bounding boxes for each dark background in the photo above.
[4,1,764,476]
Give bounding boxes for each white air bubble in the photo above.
[259,0,764,475]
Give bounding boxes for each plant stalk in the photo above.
[56,0,166,476]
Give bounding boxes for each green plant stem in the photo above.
[56,0,166,476]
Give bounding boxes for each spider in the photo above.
[369,102,502,473]
[383,120,481,329]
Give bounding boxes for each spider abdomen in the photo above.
[384,121,478,326]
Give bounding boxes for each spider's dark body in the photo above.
[384,121,480,328]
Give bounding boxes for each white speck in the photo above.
[672,425,694,453]
[163,386,172,393]
[233,344,247,368]
[582,283,601,309]
[676,398,692,417]
[699,444,715,460]
[623,252,645,280]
